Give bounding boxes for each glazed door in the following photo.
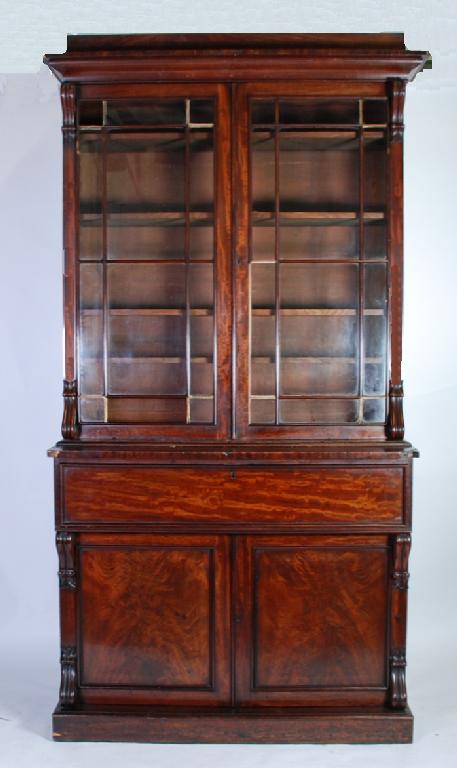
[77,534,231,706]
[76,84,231,439]
[235,535,390,706]
[234,83,390,439]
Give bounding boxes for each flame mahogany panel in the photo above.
[78,533,231,706]
[62,466,404,525]
[235,534,390,706]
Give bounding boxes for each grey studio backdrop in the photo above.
[0,2,456,767]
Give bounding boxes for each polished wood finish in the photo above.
[52,706,414,743]
[235,535,390,706]
[79,533,230,705]
[45,34,428,743]
[62,466,404,525]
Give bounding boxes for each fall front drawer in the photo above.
[61,466,405,525]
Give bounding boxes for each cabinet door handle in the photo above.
[230,470,237,480]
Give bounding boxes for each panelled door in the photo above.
[77,533,231,706]
[235,535,390,707]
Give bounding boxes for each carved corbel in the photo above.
[61,83,76,144]
[387,381,405,441]
[389,533,411,708]
[389,648,407,709]
[389,79,406,143]
[392,532,411,591]
[59,646,77,707]
[62,379,80,439]
[56,532,77,590]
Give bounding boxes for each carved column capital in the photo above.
[56,532,77,590]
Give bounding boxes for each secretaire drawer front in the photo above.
[62,467,224,522]
[223,468,404,523]
[62,466,404,525]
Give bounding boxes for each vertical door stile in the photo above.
[101,108,108,421]
[274,98,280,425]
[185,99,191,423]
[358,98,366,423]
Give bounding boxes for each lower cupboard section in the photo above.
[57,532,399,710]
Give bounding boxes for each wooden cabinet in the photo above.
[45,34,430,743]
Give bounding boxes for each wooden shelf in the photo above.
[108,356,212,364]
[251,308,385,317]
[250,394,385,400]
[252,130,385,150]
[251,211,385,226]
[80,211,213,227]
[252,356,383,364]
[81,308,213,317]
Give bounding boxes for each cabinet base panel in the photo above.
[52,705,413,744]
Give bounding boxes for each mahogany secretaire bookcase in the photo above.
[44,34,430,743]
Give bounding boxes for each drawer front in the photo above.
[62,466,404,525]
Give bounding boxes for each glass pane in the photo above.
[363,99,388,125]
[364,131,387,213]
[108,397,187,424]
[248,95,390,429]
[279,399,359,424]
[190,131,213,211]
[362,398,386,423]
[189,398,213,423]
[279,99,359,124]
[252,131,275,213]
[251,99,275,124]
[77,97,217,427]
[363,260,387,407]
[190,99,214,124]
[79,100,103,127]
[79,135,102,260]
[106,132,185,213]
[79,264,103,401]
[365,222,386,260]
[281,359,358,396]
[107,99,185,125]
[281,315,357,358]
[279,133,359,212]
[190,226,213,260]
[280,263,358,309]
[109,359,186,396]
[365,263,387,310]
[252,226,275,262]
[108,223,185,261]
[251,398,276,424]
[279,224,358,261]
[80,396,105,422]
[108,263,185,309]
[251,263,275,310]
[189,262,214,421]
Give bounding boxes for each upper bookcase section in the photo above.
[44,34,431,84]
